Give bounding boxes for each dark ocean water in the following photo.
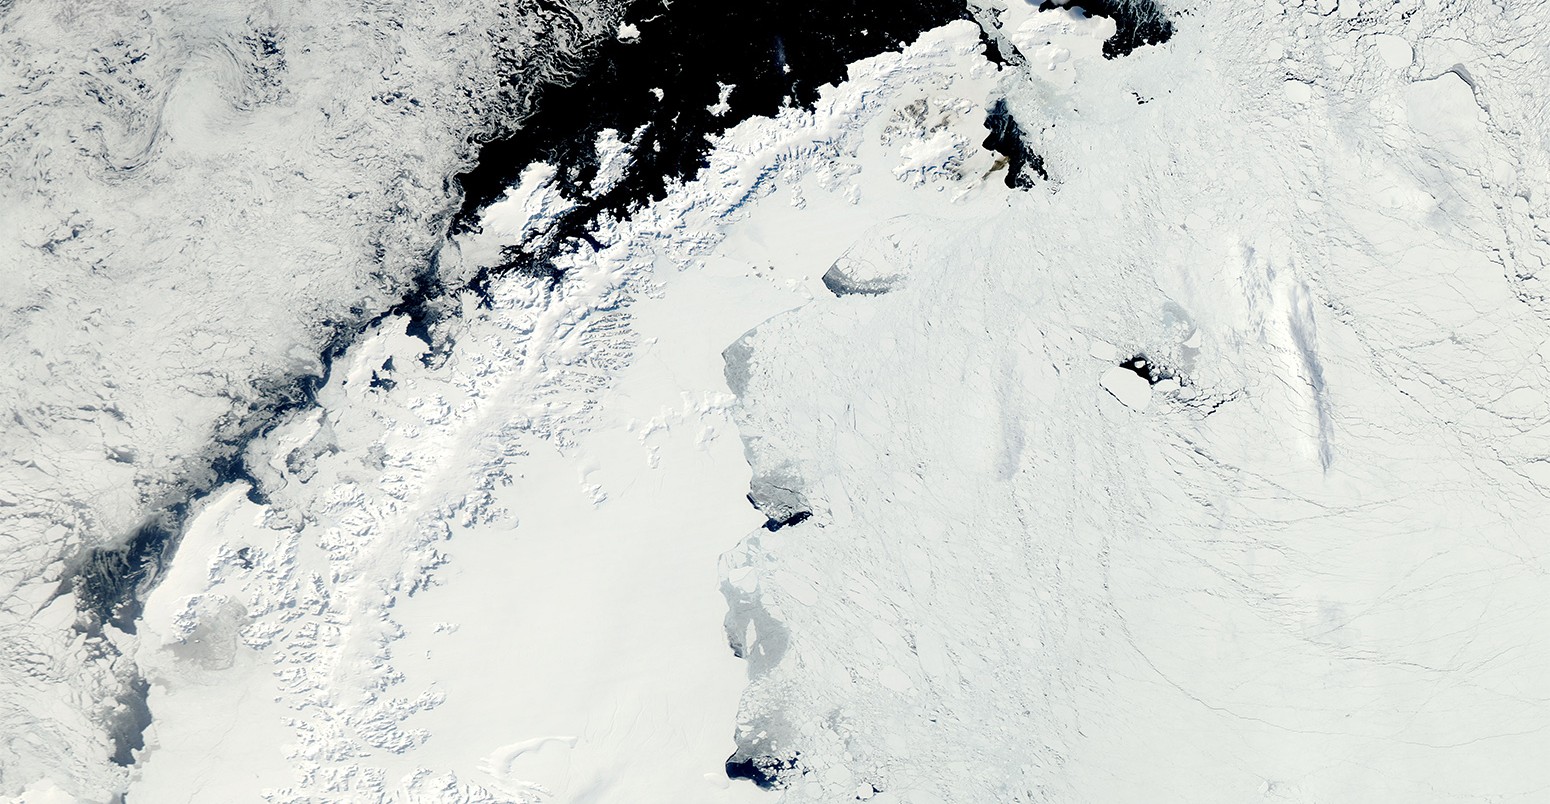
[452,0,974,291]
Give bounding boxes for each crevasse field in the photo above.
[3,0,1550,801]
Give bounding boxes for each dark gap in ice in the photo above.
[981,98,1047,189]
[450,0,974,292]
[965,2,1024,69]
[1037,0,1174,59]
[1120,353,1173,385]
[69,425,269,639]
[110,677,151,766]
[762,510,813,531]
[67,522,185,765]
[372,355,398,389]
[73,523,170,637]
[975,22,1014,67]
[370,361,397,392]
[59,170,486,673]
[55,287,398,765]
[397,271,441,352]
[725,750,803,789]
[747,489,812,529]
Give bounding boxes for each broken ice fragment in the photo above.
[1101,365,1153,410]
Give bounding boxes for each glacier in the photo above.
[4,0,1550,800]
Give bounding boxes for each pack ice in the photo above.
[0,0,620,797]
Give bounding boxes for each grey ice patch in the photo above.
[166,594,250,673]
[722,336,756,398]
[821,262,900,296]
[721,543,792,674]
[994,355,1027,479]
[1288,285,1334,469]
[720,536,803,790]
[747,465,812,528]
[818,214,943,298]
[723,332,811,522]
[724,704,805,791]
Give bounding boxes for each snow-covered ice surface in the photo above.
[8,0,1550,799]
[717,2,1550,802]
